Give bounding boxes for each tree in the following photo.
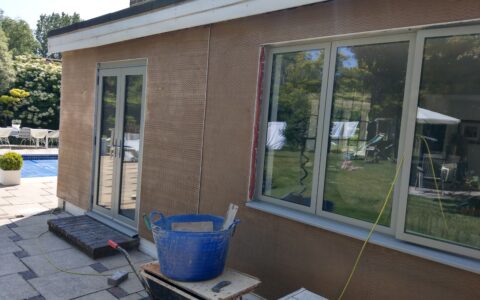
[0,88,29,126]
[1,17,39,56]
[35,12,81,59]
[12,55,62,129]
[0,27,15,93]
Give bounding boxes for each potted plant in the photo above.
[0,152,23,185]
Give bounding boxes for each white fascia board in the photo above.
[48,0,326,53]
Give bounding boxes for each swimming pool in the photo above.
[21,155,58,178]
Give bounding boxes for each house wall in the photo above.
[58,26,210,215]
[58,0,480,299]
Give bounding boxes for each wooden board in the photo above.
[141,261,261,300]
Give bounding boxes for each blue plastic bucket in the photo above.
[150,211,239,281]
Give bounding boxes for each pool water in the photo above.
[21,159,58,178]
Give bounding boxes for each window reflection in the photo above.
[262,50,324,207]
[119,75,143,220]
[407,34,480,250]
[97,76,117,210]
[323,42,409,225]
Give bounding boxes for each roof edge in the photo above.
[48,0,328,53]
[48,0,186,37]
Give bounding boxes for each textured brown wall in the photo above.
[199,0,480,299]
[58,0,480,299]
[58,26,210,217]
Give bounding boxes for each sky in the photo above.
[1,0,130,30]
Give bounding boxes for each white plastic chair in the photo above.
[0,127,13,148]
[18,127,32,145]
[30,129,49,148]
[47,130,60,147]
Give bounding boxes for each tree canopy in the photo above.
[35,12,81,58]
[0,17,39,57]
[0,27,15,93]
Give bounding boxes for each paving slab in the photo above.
[11,223,49,239]
[0,198,11,206]
[97,250,152,270]
[75,290,118,300]
[0,273,40,300]
[0,239,22,255]
[29,266,111,300]
[0,253,28,276]
[105,265,144,294]
[0,224,15,238]
[16,231,72,256]
[1,203,49,218]
[119,293,145,300]
[21,247,96,277]
[11,214,58,227]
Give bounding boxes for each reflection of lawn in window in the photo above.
[406,195,480,249]
[324,153,396,226]
[264,150,315,202]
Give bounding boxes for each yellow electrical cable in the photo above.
[338,156,404,300]
[338,135,450,299]
[418,136,448,229]
[35,230,114,277]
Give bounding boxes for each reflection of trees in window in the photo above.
[263,50,323,204]
[420,35,480,97]
[124,75,143,134]
[101,77,117,138]
[274,51,323,151]
[333,43,409,157]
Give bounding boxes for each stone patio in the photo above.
[0,177,153,300]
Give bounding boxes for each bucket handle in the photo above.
[150,211,166,228]
[228,219,240,236]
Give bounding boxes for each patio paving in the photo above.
[0,177,153,300]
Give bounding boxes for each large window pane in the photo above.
[322,42,409,225]
[406,34,480,250]
[262,50,325,207]
[119,75,143,220]
[97,76,117,210]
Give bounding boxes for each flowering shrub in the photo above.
[0,89,27,126]
[12,55,61,129]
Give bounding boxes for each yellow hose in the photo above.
[338,156,404,300]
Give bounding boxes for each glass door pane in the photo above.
[322,41,410,226]
[261,49,325,207]
[118,75,143,220]
[406,34,480,250]
[97,76,118,210]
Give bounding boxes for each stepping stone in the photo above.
[48,215,139,258]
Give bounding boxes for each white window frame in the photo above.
[255,25,480,261]
[396,25,480,260]
[315,34,416,234]
[256,34,415,233]
[255,43,332,214]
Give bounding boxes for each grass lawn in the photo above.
[263,150,315,205]
[323,152,396,226]
[406,195,480,249]
[263,150,396,225]
[264,150,479,249]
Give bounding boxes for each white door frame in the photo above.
[92,59,147,230]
